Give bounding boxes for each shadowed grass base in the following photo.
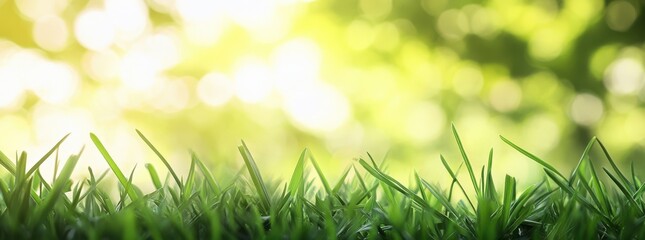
[0,125,644,239]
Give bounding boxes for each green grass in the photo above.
[1,126,644,239]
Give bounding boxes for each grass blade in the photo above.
[90,133,139,201]
[568,137,596,185]
[136,129,183,190]
[145,163,162,189]
[310,154,332,196]
[451,124,480,197]
[192,152,221,195]
[597,139,632,191]
[0,149,16,174]
[288,149,307,196]
[33,150,80,224]
[25,133,70,178]
[501,135,566,180]
[238,140,271,211]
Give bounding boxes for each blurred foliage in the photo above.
[0,0,644,184]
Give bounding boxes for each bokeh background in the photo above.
[0,0,644,188]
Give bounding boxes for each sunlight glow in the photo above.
[226,0,278,30]
[146,78,190,113]
[15,0,68,20]
[283,82,351,132]
[404,102,446,143]
[570,93,604,126]
[272,38,321,94]
[197,73,235,107]
[234,58,274,103]
[74,9,116,51]
[82,50,121,82]
[29,62,79,104]
[604,58,644,95]
[0,68,25,108]
[175,0,226,45]
[524,114,560,152]
[33,15,68,51]
[489,80,522,112]
[119,51,160,90]
[104,0,149,43]
[453,66,483,97]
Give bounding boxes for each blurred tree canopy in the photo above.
[0,0,644,182]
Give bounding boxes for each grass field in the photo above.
[0,125,643,239]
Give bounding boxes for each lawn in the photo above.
[0,125,643,239]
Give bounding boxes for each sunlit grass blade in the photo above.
[420,178,459,217]
[586,159,612,215]
[117,165,138,209]
[32,150,80,224]
[451,124,480,197]
[332,165,352,195]
[25,133,70,178]
[288,149,307,196]
[501,175,515,225]
[145,163,162,189]
[568,137,596,185]
[136,129,183,190]
[603,167,642,213]
[238,140,271,211]
[358,158,463,232]
[501,135,566,180]
[596,139,632,191]
[192,152,221,195]
[0,149,16,174]
[183,155,197,200]
[485,148,497,200]
[309,154,332,196]
[440,155,475,211]
[90,133,139,201]
[543,169,611,222]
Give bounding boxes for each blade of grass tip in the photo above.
[90,133,139,201]
[544,168,611,221]
[440,155,475,211]
[33,151,80,224]
[136,129,183,190]
[238,140,271,211]
[501,175,515,225]
[451,124,480,197]
[576,171,607,214]
[586,158,612,215]
[632,183,645,199]
[145,163,162,189]
[420,179,459,218]
[500,135,566,180]
[16,151,26,184]
[25,133,70,178]
[117,165,138,209]
[53,149,59,182]
[603,167,641,211]
[367,152,379,169]
[632,162,639,190]
[288,149,307,196]
[353,165,370,194]
[183,154,197,200]
[332,165,352,194]
[192,152,221,195]
[485,148,497,200]
[0,149,16,175]
[596,138,632,190]
[568,137,596,186]
[414,172,429,201]
[309,154,332,196]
